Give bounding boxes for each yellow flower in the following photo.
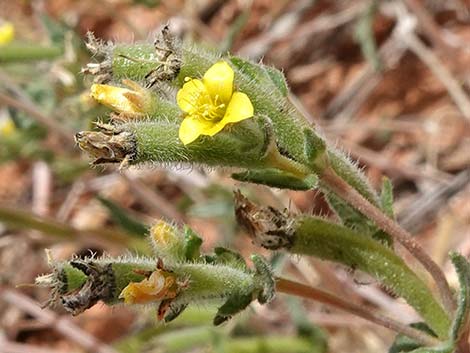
[119,269,178,304]
[0,22,14,45]
[90,79,151,117]
[151,220,178,246]
[177,61,254,145]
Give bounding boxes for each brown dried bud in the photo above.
[61,261,115,316]
[75,123,136,168]
[234,190,295,250]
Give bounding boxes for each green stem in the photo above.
[0,44,63,62]
[291,216,451,338]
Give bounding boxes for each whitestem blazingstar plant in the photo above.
[37,26,470,352]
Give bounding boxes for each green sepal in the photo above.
[183,226,203,261]
[62,264,88,293]
[232,168,318,190]
[380,176,395,219]
[96,196,147,237]
[303,128,327,171]
[164,303,189,323]
[251,254,275,304]
[213,247,248,270]
[450,252,470,342]
[213,291,253,326]
[112,44,159,82]
[264,65,289,96]
[229,57,288,97]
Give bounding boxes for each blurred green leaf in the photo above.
[97,196,148,237]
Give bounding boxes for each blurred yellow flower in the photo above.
[151,220,176,246]
[0,117,15,136]
[90,79,150,117]
[0,21,14,45]
[177,61,254,145]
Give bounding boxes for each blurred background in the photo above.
[0,0,469,352]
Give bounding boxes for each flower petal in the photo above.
[176,79,205,114]
[221,92,254,124]
[90,84,141,114]
[203,61,234,104]
[179,115,214,145]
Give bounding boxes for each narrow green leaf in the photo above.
[450,252,470,341]
[380,176,395,218]
[293,217,451,338]
[354,1,381,71]
[213,292,253,326]
[96,196,148,237]
[232,168,318,190]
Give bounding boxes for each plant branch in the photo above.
[276,277,442,347]
[320,166,456,313]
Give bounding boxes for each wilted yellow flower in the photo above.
[90,79,151,117]
[119,269,178,304]
[0,22,14,45]
[177,61,254,145]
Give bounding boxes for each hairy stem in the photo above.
[320,166,456,313]
[276,278,442,347]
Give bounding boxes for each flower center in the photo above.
[196,93,226,122]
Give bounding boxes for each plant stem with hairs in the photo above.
[319,166,456,313]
